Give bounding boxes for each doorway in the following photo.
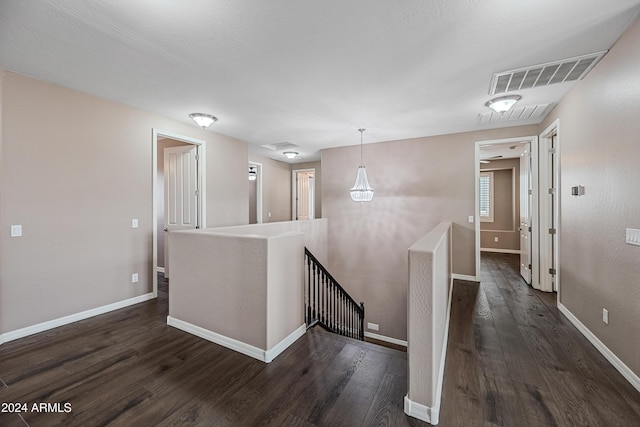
[152,129,206,297]
[249,161,263,224]
[292,168,315,220]
[475,136,539,287]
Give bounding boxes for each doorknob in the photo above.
[164,228,168,232]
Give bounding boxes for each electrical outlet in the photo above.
[132,273,139,283]
[367,322,379,331]
[494,236,499,242]
[468,216,474,223]
[602,308,608,324]
[132,219,139,229]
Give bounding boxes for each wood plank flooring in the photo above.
[0,275,424,427]
[1,254,639,426]
[439,252,640,427]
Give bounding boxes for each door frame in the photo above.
[539,119,560,295]
[474,135,539,285]
[291,168,316,220]
[152,129,206,297]
[249,161,263,224]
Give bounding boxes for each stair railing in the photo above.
[305,247,364,340]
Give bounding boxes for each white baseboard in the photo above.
[265,324,306,363]
[0,292,155,345]
[156,267,165,273]
[558,303,640,393]
[480,248,521,254]
[364,331,408,347]
[451,273,478,282]
[404,396,438,425]
[167,316,305,363]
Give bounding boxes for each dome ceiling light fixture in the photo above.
[485,95,522,113]
[283,151,298,160]
[349,128,374,202]
[189,113,218,129]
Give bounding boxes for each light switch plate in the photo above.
[468,216,474,223]
[132,219,139,229]
[132,273,139,283]
[10,225,22,237]
[626,228,640,246]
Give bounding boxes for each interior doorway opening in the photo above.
[249,161,263,224]
[152,129,206,297]
[292,168,315,220]
[475,136,540,287]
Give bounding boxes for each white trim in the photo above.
[248,161,263,224]
[152,129,206,294]
[480,248,522,254]
[404,396,438,425]
[364,331,408,347]
[558,303,640,393]
[167,316,305,363]
[475,136,539,287]
[0,293,155,344]
[156,266,165,274]
[451,273,478,282]
[265,324,306,363]
[539,119,560,294]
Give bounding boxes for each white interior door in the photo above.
[520,145,532,284]
[164,145,198,277]
[294,170,315,220]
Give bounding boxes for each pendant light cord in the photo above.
[358,128,365,166]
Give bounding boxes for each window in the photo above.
[479,171,494,222]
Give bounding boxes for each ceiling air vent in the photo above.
[489,51,607,95]
[478,103,552,125]
[261,141,299,151]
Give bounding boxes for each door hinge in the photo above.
[549,228,556,235]
[548,188,556,194]
[548,148,557,154]
[528,264,532,270]
[549,268,556,275]
[195,154,200,160]
[528,226,532,232]
[528,189,532,195]
[195,190,200,197]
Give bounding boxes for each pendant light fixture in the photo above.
[350,128,374,202]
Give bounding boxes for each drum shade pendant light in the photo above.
[350,129,374,202]
[189,113,217,129]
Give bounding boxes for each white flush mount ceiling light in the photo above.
[283,151,298,160]
[485,95,522,113]
[350,129,374,202]
[189,113,218,129]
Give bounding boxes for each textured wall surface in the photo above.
[407,222,451,419]
[321,125,538,340]
[541,17,640,377]
[0,71,248,334]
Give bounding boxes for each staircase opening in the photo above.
[304,247,365,341]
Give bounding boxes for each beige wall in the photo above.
[248,154,292,222]
[0,71,248,334]
[321,125,538,340]
[541,17,640,377]
[480,158,520,251]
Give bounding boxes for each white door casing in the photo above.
[539,119,560,294]
[292,169,315,221]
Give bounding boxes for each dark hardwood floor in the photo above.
[2,255,639,426]
[439,252,640,427]
[0,275,424,427]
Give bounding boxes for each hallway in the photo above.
[439,252,640,426]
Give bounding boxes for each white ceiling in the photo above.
[1,0,639,162]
